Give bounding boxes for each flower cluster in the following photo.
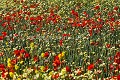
[0,0,120,80]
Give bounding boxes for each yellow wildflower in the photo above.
[49,71,54,76]
[7,63,12,68]
[58,51,65,59]
[35,70,38,74]
[15,64,19,70]
[30,42,34,49]
[9,72,14,78]
[58,53,62,59]
[6,42,8,45]
[20,61,24,64]
[40,66,45,72]
[61,51,65,57]
[17,78,21,80]
[61,68,66,75]
[41,53,45,58]
[7,58,12,68]
[7,58,11,63]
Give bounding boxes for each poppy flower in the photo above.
[0,36,3,40]
[53,55,61,68]
[0,64,5,71]
[71,10,78,17]
[4,15,11,21]
[114,52,120,64]
[30,17,36,21]
[117,75,120,79]
[44,52,49,58]
[24,53,30,58]
[62,34,71,37]
[52,73,59,79]
[20,49,26,54]
[1,70,8,78]
[106,44,111,48]
[110,17,115,22]
[2,32,7,37]
[77,23,81,27]
[88,28,93,36]
[88,64,94,70]
[68,18,74,24]
[53,59,61,67]
[109,64,114,70]
[59,39,63,46]
[36,16,42,21]
[94,5,100,10]
[114,6,119,11]
[11,59,17,65]
[14,50,20,56]
[30,4,37,8]
[33,55,39,62]
[43,66,48,72]
[90,41,95,45]
[66,66,71,72]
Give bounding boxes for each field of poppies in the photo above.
[0,0,120,80]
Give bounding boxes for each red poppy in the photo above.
[55,73,59,79]
[30,4,37,8]
[97,18,102,22]
[36,16,42,21]
[2,32,7,37]
[59,39,63,46]
[66,66,71,72]
[106,44,111,48]
[30,17,36,21]
[117,75,120,79]
[54,55,59,60]
[44,52,49,58]
[71,10,78,17]
[24,53,30,58]
[2,22,7,27]
[33,55,39,62]
[68,18,74,24]
[110,27,114,31]
[72,22,77,27]
[7,26,13,31]
[20,49,26,54]
[83,11,87,16]
[52,73,59,79]
[0,64,5,71]
[110,17,115,22]
[14,50,20,56]
[4,15,11,21]
[90,41,95,45]
[53,59,61,67]
[88,28,93,36]
[0,36,3,40]
[1,70,8,78]
[109,64,114,70]
[27,11,31,15]
[94,5,100,10]
[88,64,94,70]
[53,55,61,68]
[62,34,71,37]
[77,23,81,27]
[114,6,119,11]
[114,52,120,64]
[11,59,17,65]
[82,20,87,27]
[43,66,48,72]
